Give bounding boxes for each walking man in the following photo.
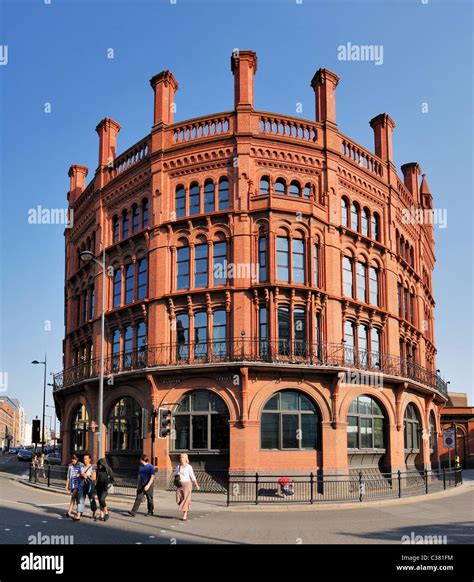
[127,455,155,517]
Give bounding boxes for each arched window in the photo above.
[404,403,421,450]
[111,329,120,371]
[409,246,414,267]
[351,202,359,231]
[71,405,89,453]
[176,313,189,361]
[177,246,190,290]
[294,308,306,357]
[173,390,229,451]
[278,306,290,356]
[113,268,121,308]
[361,208,369,236]
[213,240,227,286]
[303,183,311,199]
[204,180,215,213]
[107,397,142,452]
[259,307,268,356]
[258,236,267,283]
[371,213,380,241]
[261,390,320,450]
[218,178,229,210]
[314,243,319,287]
[136,321,147,366]
[194,311,208,359]
[175,185,186,219]
[212,309,227,358]
[123,325,133,368]
[347,395,386,449]
[344,320,355,364]
[369,266,379,306]
[189,182,200,215]
[260,176,270,195]
[132,204,139,233]
[137,258,148,299]
[289,181,301,197]
[276,236,289,282]
[356,260,366,302]
[194,242,208,288]
[125,263,134,304]
[142,198,149,228]
[341,197,349,227]
[122,210,129,239]
[343,256,353,297]
[112,215,119,243]
[292,238,305,283]
[274,178,286,196]
[429,411,436,452]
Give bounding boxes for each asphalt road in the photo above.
[0,456,472,545]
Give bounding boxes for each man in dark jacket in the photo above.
[127,455,156,517]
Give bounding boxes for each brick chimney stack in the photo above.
[95,118,121,168]
[401,162,421,200]
[310,68,340,125]
[68,164,88,205]
[231,50,258,110]
[149,70,179,126]
[369,113,396,162]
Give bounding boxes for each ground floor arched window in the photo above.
[172,390,229,451]
[347,395,386,450]
[71,404,89,453]
[261,390,320,450]
[404,403,421,451]
[106,396,142,452]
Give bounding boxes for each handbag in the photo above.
[174,465,181,488]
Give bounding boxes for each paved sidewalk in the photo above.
[15,471,470,513]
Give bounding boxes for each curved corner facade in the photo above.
[54,51,448,487]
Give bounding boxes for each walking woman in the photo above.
[80,453,97,520]
[175,453,200,521]
[95,458,114,522]
[65,455,84,520]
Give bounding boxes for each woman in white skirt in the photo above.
[175,453,200,521]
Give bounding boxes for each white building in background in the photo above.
[18,406,26,446]
[24,423,32,446]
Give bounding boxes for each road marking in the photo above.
[160,530,166,533]
[148,535,155,538]
[41,521,47,523]
[4,528,10,531]
[25,525,30,527]
[136,542,142,545]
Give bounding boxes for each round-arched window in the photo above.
[71,404,89,453]
[347,395,386,450]
[261,390,320,450]
[429,411,437,452]
[404,403,421,451]
[107,396,142,452]
[172,390,229,451]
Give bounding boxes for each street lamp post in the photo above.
[31,354,47,453]
[80,248,106,459]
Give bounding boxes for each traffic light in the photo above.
[158,408,171,438]
[32,420,41,444]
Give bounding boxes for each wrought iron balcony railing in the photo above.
[53,339,448,397]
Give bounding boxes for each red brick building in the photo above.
[440,393,474,469]
[53,51,448,487]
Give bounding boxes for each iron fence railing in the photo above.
[29,465,227,496]
[226,468,462,505]
[53,339,448,397]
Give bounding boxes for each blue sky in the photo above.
[0,0,472,427]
